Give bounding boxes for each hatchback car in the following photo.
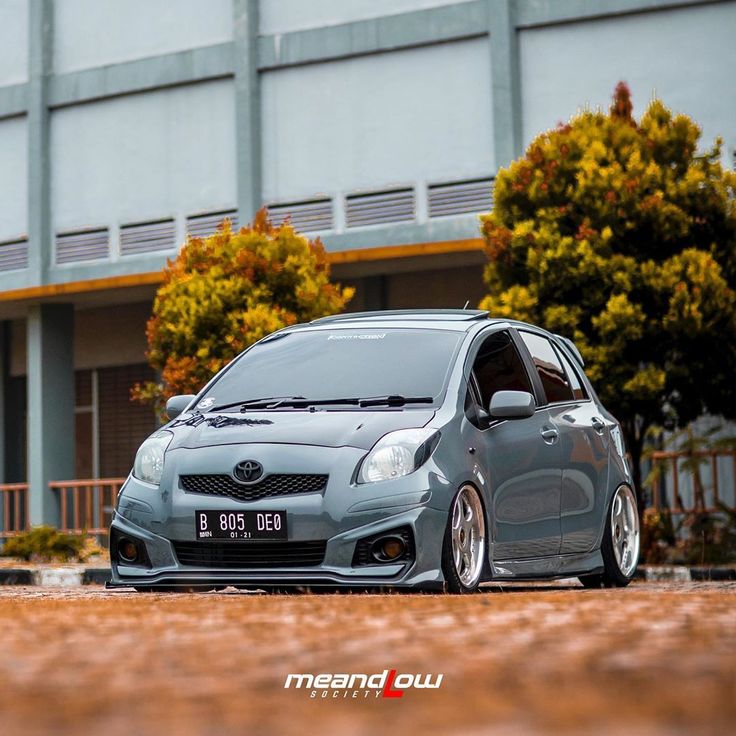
[109,310,639,593]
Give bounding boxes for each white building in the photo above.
[0,0,734,528]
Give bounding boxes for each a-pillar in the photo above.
[27,304,75,526]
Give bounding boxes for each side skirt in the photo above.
[487,549,604,581]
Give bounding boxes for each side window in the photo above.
[472,331,533,408]
[555,345,588,401]
[520,332,574,404]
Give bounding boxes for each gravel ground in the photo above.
[0,581,734,736]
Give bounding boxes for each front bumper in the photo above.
[108,443,453,590]
[108,504,447,590]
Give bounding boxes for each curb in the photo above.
[638,565,736,582]
[1,566,733,586]
[0,567,110,586]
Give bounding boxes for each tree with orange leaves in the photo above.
[133,209,354,411]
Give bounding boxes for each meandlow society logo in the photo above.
[284,669,444,699]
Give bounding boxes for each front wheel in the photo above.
[441,484,486,593]
[579,485,640,588]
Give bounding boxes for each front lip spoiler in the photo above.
[107,562,422,589]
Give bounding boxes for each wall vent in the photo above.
[0,238,28,271]
[346,188,414,228]
[267,199,333,232]
[186,209,239,238]
[120,219,176,256]
[56,228,109,264]
[428,177,494,217]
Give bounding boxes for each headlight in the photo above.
[358,428,440,484]
[132,431,173,486]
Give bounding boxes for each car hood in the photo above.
[165,408,437,451]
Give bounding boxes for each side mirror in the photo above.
[489,390,536,420]
[166,394,196,420]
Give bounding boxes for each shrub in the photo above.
[1,526,88,562]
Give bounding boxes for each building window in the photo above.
[186,209,239,238]
[55,228,110,265]
[345,188,415,228]
[266,198,333,233]
[0,238,28,271]
[120,218,176,256]
[428,177,494,218]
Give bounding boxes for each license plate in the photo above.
[195,510,287,540]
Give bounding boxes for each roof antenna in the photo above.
[462,300,470,310]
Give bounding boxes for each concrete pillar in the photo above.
[27,0,53,281]
[233,0,262,225]
[488,0,523,167]
[0,322,7,483]
[27,304,75,526]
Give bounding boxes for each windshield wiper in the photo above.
[240,397,360,411]
[213,395,435,413]
[209,396,305,412]
[357,395,434,408]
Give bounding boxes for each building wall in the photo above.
[0,0,27,86]
[0,115,27,242]
[1,0,734,291]
[520,2,736,156]
[53,0,234,73]
[261,38,494,204]
[50,80,236,242]
[259,0,468,33]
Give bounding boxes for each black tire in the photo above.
[441,485,486,594]
[579,485,639,589]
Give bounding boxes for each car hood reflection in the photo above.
[167,408,437,451]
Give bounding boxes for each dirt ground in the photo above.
[0,581,734,736]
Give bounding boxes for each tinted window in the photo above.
[472,331,533,407]
[520,332,574,404]
[200,328,462,406]
[555,345,588,401]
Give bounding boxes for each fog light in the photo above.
[118,538,138,564]
[371,536,406,562]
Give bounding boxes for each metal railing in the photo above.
[0,483,29,538]
[0,478,126,538]
[648,449,736,513]
[52,478,126,535]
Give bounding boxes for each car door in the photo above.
[548,343,610,554]
[466,329,562,560]
[517,331,610,555]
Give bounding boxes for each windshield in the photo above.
[198,327,463,409]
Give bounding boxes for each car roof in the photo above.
[312,308,489,323]
[285,311,584,366]
[309,309,495,331]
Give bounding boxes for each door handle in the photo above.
[540,427,559,443]
[591,417,605,433]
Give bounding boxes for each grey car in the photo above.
[108,309,640,593]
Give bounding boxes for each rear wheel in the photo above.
[579,485,640,588]
[441,485,486,593]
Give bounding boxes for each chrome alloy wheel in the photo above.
[611,485,640,577]
[451,485,486,588]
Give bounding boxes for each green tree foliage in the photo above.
[134,209,354,409]
[479,82,736,495]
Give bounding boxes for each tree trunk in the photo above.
[622,418,648,517]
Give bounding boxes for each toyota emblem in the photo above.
[233,460,263,483]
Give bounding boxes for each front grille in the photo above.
[180,473,328,502]
[173,540,327,568]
